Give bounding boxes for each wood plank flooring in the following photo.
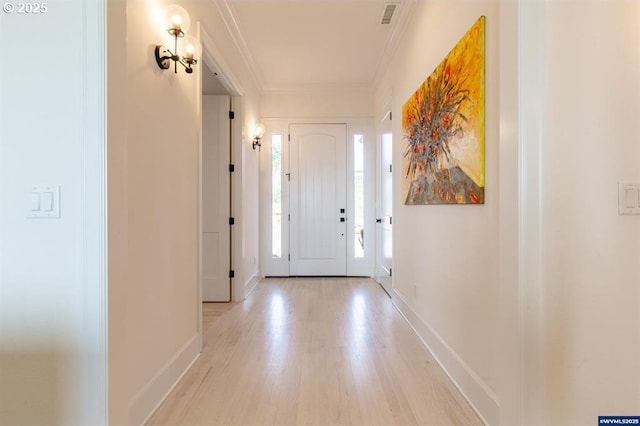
[148,278,483,426]
[202,302,236,336]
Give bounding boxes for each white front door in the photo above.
[202,95,231,301]
[376,111,393,294]
[289,124,347,275]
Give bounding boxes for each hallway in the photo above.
[148,278,483,425]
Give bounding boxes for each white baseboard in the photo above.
[128,333,201,426]
[244,271,260,298]
[391,290,499,426]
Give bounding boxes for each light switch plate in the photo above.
[618,182,640,215]
[27,185,61,218]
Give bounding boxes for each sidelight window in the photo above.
[271,134,283,258]
[354,134,365,258]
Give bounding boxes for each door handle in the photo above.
[376,218,382,223]
[340,218,346,222]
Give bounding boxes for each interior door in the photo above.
[202,95,231,301]
[289,124,347,276]
[376,111,393,294]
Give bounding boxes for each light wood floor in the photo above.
[148,278,483,426]
[202,301,236,336]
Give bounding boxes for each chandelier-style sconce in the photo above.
[155,5,200,74]
[252,123,265,150]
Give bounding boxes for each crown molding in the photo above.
[212,0,266,92]
[211,0,415,95]
[372,0,419,87]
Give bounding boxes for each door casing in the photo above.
[260,118,376,278]
[376,107,393,295]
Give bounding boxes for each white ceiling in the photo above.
[220,0,415,93]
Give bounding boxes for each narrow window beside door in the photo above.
[354,134,365,258]
[271,134,283,258]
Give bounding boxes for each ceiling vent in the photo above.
[380,3,398,25]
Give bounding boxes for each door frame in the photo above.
[198,25,244,344]
[260,118,375,278]
[375,100,394,295]
[201,95,232,302]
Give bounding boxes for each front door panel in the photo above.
[289,124,347,276]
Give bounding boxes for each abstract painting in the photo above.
[402,16,485,205]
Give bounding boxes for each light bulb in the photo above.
[181,34,201,60]
[165,4,190,34]
[255,123,266,139]
[171,14,182,30]
[185,43,195,59]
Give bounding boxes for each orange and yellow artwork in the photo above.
[402,16,485,205]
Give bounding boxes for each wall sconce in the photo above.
[155,4,200,74]
[252,123,265,151]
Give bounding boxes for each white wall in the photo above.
[238,90,262,298]
[0,1,107,425]
[107,1,131,424]
[541,1,640,424]
[376,2,640,425]
[261,89,374,119]
[107,0,262,423]
[497,0,523,424]
[374,1,500,423]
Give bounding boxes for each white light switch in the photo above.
[619,182,640,215]
[27,185,61,219]
[30,192,41,211]
[42,192,54,211]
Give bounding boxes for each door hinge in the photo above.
[389,111,392,121]
[288,254,290,261]
[389,216,392,225]
[389,164,393,173]
[288,214,290,222]
[229,270,235,278]
[286,173,291,182]
[389,268,392,277]
[229,217,235,226]
[229,111,235,120]
[229,164,235,173]
[288,134,290,142]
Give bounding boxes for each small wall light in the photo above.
[155,4,200,74]
[253,123,265,151]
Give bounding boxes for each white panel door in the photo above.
[289,124,347,276]
[376,111,393,294]
[202,95,231,301]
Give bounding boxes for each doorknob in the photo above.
[376,218,382,223]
